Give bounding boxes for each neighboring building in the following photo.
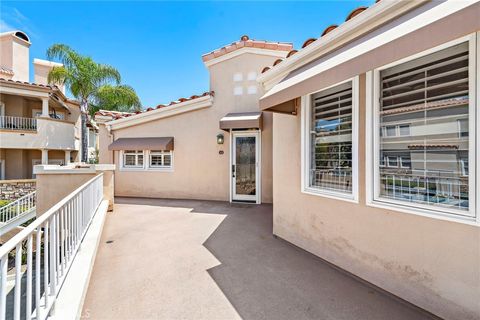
[96,36,292,203]
[0,31,82,180]
[257,1,479,320]
[87,117,99,163]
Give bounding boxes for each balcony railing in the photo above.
[0,174,103,320]
[0,116,37,131]
[0,191,36,232]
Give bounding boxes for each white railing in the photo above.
[0,173,103,320]
[0,116,37,131]
[0,192,36,224]
[380,173,469,209]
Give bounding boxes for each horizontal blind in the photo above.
[378,41,470,213]
[310,81,353,193]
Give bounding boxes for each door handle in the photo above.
[232,164,236,178]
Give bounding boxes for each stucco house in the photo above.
[93,1,479,319]
[95,36,293,203]
[256,1,479,319]
[0,31,82,180]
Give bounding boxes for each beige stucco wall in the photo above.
[98,124,113,164]
[35,165,114,215]
[1,118,77,150]
[109,52,281,202]
[0,34,29,82]
[271,75,480,320]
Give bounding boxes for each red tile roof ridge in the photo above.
[261,3,375,74]
[0,66,14,75]
[0,77,59,90]
[97,91,214,121]
[380,97,469,115]
[202,35,293,62]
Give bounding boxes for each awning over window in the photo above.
[108,137,174,151]
[219,112,263,131]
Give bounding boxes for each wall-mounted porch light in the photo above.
[216,133,224,145]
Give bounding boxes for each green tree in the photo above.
[46,44,141,162]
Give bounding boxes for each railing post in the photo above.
[0,174,103,320]
[0,257,7,320]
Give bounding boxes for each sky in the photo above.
[1,1,372,108]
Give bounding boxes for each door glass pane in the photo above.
[236,136,256,196]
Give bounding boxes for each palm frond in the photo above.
[46,44,79,70]
[90,84,141,116]
[47,66,69,86]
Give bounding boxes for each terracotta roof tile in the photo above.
[302,38,317,48]
[261,67,271,74]
[321,25,338,36]
[260,2,379,75]
[346,6,368,21]
[95,91,215,121]
[0,77,58,90]
[202,35,293,62]
[286,50,298,58]
[0,66,14,76]
[380,97,469,115]
[273,59,284,66]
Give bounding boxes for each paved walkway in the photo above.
[83,198,437,320]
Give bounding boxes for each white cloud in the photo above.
[0,7,38,38]
[0,19,15,32]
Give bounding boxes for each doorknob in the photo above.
[232,164,236,178]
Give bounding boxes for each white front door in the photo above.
[231,131,260,203]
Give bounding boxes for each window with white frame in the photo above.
[123,150,144,168]
[375,40,475,216]
[305,80,357,198]
[149,150,173,168]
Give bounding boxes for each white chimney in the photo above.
[33,58,65,93]
[0,30,31,81]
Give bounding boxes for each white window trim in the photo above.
[148,150,174,172]
[366,33,478,225]
[120,150,145,171]
[399,156,410,169]
[119,150,174,172]
[386,156,398,168]
[301,76,359,203]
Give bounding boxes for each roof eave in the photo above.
[107,94,214,130]
[256,0,428,88]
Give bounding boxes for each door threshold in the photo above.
[231,200,257,204]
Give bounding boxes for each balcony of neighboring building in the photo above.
[0,148,77,180]
[0,92,81,151]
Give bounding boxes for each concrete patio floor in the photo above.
[83,197,438,320]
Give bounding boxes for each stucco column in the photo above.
[41,97,49,117]
[41,149,49,165]
[65,150,71,164]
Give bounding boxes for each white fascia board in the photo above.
[107,95,213,130]
[261,0,476,99]
[0,85,50,98]
[257,0,426,89]
[33,58,63,67]
[94,115,113,124]
[204,47,288,68]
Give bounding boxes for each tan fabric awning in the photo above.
[259,3,479,112]
[219,112,263,130]
[108,137,174,151]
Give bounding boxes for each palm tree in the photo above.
[46,44,141,162]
